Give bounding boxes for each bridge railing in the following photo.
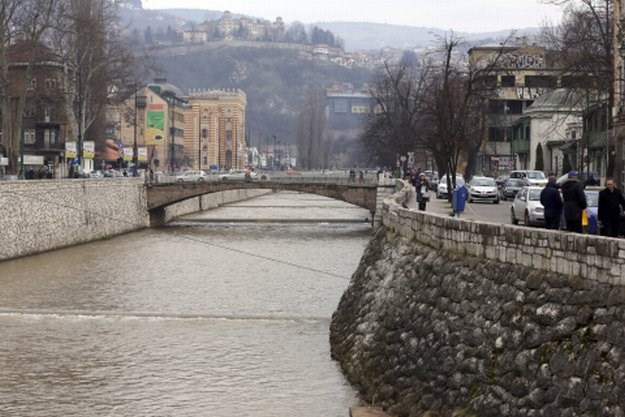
[156,170,386,186]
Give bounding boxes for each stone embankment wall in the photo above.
[0,178,149,262]
[161,189,273,222]
[0,180,272,262]
[331,182,625,417]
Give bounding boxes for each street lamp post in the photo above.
[616,41,625,189]
[272,134,277,170]
[133,84,138,177]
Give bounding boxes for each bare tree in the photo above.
[360,59,429,168]
[540,0,614,176]
[50,0,145,160]
[296,88,330,169]
[0,0,62,175]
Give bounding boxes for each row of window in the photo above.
[27,77,59,90]
[481,75,595,89]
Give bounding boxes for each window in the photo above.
[489,100,504,114]
[501,75,516,87]
[506,100,523,115]
[24,105,36,118]
[351,105,369,113]
[334,99,348,113]
[489,127,506,142]
[525,76,556,88]
[480,75,497,88]
[27,78,37,90]
[45,77,57,89]
[202,128,208,138]
[24,129,36,145]
[43,128,57,146]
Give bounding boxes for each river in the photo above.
[0,191,372,417]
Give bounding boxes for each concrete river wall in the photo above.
[0,179,271,262]
[330,182,625,417]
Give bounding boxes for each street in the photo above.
[424,194,514,225]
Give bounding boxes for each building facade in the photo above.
[469,44,573,175]
[0,40,73,178]
[510,89,583,175]
[184,88,247,171]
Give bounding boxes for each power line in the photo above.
[1,189,356,280]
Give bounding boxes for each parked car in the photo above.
[436,174,465,199]
[218,169,256,181]
[495,175,509,187]
[176,170,207,182]
[467,176,499,204]
[510,170,547,186]
[511,186,545,226]
[501,178,526,201]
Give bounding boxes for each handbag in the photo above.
[420,184,430,201]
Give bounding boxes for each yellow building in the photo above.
[116,83,186,172]
[184,88,247,171]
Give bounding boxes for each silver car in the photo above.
[468,176,499,204]
[436,174,465,199]
[511,186,545,226]
[176,170,207,182]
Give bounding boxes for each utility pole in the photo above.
[133,84,138,177]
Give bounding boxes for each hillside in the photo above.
[151,44,375,146]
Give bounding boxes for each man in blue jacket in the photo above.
[540,173,564,230]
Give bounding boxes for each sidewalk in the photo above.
[404,185,481,221]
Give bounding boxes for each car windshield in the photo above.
[507,179,525,186]
[472,178,495,186]
[528,189,542,201]
[526,171,545,180]
[441,176,464,186]
[585,191,599,207]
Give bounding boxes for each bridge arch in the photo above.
[146,181,392,226]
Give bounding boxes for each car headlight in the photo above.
[534,207,544,213]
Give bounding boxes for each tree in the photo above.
[50,0,146,161]
[535,143,544,171]
[540,0,614,175]
[0,0,63,176]
[360,59,428,168]
[285,22,308,44]
[296,88,330,169]
[359,32,508,183]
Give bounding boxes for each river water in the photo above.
[0,191,372,417]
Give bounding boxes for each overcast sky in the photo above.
[142,0,563,33]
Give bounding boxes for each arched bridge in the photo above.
[146,178,396,225]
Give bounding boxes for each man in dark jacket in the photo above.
[540,173,563,230]
[560,170,587,233]
[598,177,625,237]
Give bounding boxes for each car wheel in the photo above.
[177,179,183,183]
[494,198,499,205]
[525,211,531,226]
[511,208,519,225]
[197,178,204,182]
[261,175,267,181]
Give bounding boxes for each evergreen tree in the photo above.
[562,154,572,176]
[535,143,544,171]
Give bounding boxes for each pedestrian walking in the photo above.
[560,170,587,233]
[540,173,563,230]
[415,172,430,211]
[598,177,625,237]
